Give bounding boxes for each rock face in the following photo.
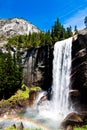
[23,45,53,91]
[0,18,40,39]
[71,28,87,107]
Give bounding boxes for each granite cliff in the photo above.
[71,28,87,107]
[0,18,40,40]
[23,45,53,92]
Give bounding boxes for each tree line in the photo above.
[8,18,78,48]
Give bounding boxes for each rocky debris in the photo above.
[0,18,40,40]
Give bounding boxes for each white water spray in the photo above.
[51,37,72,117]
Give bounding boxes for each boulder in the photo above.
[62,112,83,127]
[29,89,43,107]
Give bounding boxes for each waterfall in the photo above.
[20,37,73,130]
[51,37,72,116]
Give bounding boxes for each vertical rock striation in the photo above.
[23,45,53,91]
[71,29,87,106]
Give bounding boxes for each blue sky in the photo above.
[0,0,87,31]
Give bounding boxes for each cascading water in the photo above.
[19,37,73,130]
[51,37,72,117]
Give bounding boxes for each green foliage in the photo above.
[21,84,27,91]
[66,26,73,38]
[5,126,17,130]
[5,125,42,130]
[51,18,64,42]
[0,49,23,99]
[74,25,78,34]
[84,16,87,28]
[51,18,72,43]
[0,85,42,106]
[74,125,87,130]
[8,86,29,101]
[30,86,41,91]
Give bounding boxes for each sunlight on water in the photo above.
[51,37,73,117]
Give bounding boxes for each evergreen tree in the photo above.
[74,25,78,34]
[0,49,23,99]
[66,26,73,38]
[40,32,46,46]
[51,18,66,43]
[45,30,52,45]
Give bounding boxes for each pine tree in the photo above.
[51,18,66,43]
[66,26,73,38]
[74,25,78,34]
[0,49,23,99]
[45,30,52,45]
